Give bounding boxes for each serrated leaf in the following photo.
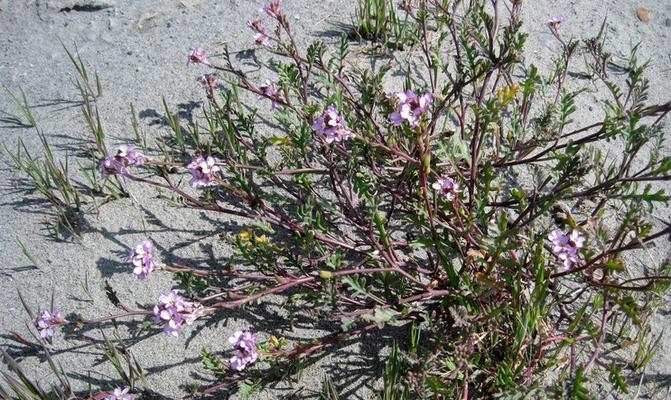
[342,275,368,298]
[201,348,227,378]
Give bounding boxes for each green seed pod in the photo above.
[422,154,431,175]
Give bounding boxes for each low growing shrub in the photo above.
[4,0,671,399]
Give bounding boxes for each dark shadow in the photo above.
[139,102,202,129]
[192,322,404,399]
[311,21,353,40]
[35,97,85,112]
[0,115,33,129]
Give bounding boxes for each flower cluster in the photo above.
[33,308,65,339]
[187,47,213,68]
[128,240,158,280]
[432,177,462,201]
[152,290,204,337]
[388,90,432,128]
[99,144,147,179]
[229,330,259,371]
[261,0,282,19]
[312,106,353,144]
[548,229,585,269]
[246,19,270,46]
[197,73,223,93]
[187,156,221,188]
[497,84,521,107]
[247,1,282,46]
[258,78,281,110]
[104,387,134,400]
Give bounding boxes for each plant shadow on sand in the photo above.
[2,297,399,399]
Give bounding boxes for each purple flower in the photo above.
[187,156,221,188]
[432,177,462,201]
[258,79,281,110]
[246,19,270,46]
[187,48,213,68]
[99,156,129,179]
[152,290,204,337]
[197,73,223,93]
[98,144,147,179]
[228,330,259,371]
[261,0,282,18]
[33,309,65,339]
[105,387,134,400]
[388,91,432,128]
[116,145,147,166]
[547,16,564,29]
[312,106,354,144]
[548,229,585,269]
[128,240,158,280]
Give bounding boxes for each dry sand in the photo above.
[1,0,671,398]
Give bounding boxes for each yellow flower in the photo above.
[269,335,281,349]
[497,84,521,107]
[239,230,252,243]
[255,235,269,245]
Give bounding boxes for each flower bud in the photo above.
[319,270,333,279]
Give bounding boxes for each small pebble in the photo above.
[637,7,652,22]
[665,17,671,27]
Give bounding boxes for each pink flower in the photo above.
[187,156,221,188]
[246,19,270,46]
[258,78,281,109]
[261,0,282,18]
[187,48,213,68]
[432,177,462,201]
[197,73,223,93]
[228,330,259,371]
[33,309,65,339]
[128,240,158,280]
[105,387,134,400]
[99,144,147,179]
[312,106,353,144]
[547,16,564,29]
[388,91,432,128]
[548,229,585,269]
[152,290,204,337]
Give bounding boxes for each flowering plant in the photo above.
[4,0,671,399]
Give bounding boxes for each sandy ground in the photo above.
[1,0,671,398]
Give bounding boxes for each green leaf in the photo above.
[342,275,368,298]
[604,259,625,272]
[362,306,400,328]
[238,379,262,400]
[201,348,227,378]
